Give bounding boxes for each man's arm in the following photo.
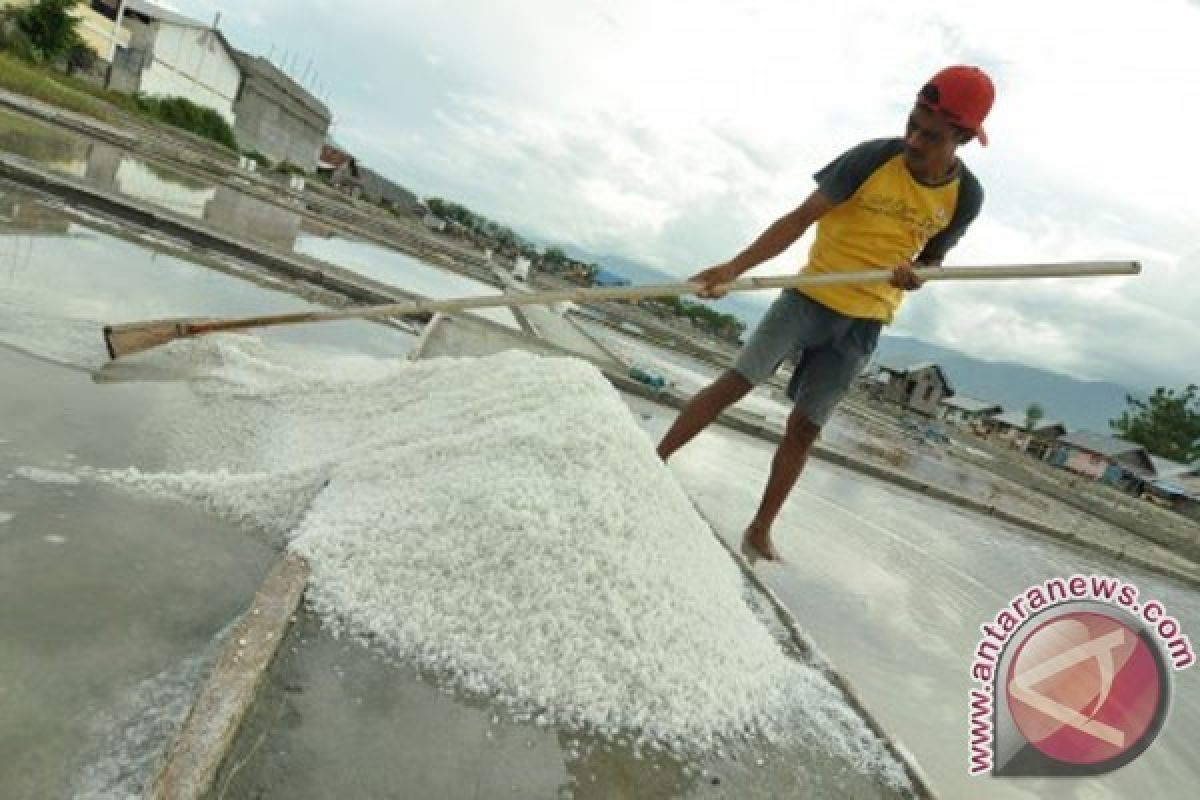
[692,190,834,298]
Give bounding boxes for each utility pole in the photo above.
[108,0,129,62]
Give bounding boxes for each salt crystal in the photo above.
[81,344,909,789]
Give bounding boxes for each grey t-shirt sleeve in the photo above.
[813,138,905,204]
[918,166,984,262]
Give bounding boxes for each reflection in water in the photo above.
[0,193,416,369]
[295,233,522,330]
[0,107,302,251]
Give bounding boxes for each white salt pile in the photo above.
[87,339,908,787]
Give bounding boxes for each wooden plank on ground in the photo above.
[148,551,310,800]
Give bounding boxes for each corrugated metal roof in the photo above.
[1149,455,1200,479]
[990,410,1065,432]
[940,395,1001,414]
[873,361,954,394]
[1057,430,1146,458]
[124,0,206,29]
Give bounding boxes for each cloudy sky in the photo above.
[168,0,1198,393]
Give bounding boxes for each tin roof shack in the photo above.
[875,362,954,417]
[939,394,1002,426]
[1050,431,1156,485]
[107,0,240,125]
[983,410,1067,456]
[230,49,331,172]
[1139,457,1200,515]
[317,144,360,191]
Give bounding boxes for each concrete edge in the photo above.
[147,551,309,800]
[698,513,937,800]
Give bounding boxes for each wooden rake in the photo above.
[103,261,1140,359]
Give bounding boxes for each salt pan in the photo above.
[85,339,908,788]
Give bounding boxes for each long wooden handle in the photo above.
[184,261,1140,337]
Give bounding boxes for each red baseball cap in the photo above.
[918,65,995,146]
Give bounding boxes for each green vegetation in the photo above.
[0,51,137,120]
[134,94,237,150]
[652,295,746,340]
[1,0,88,64]
[272,159,306,176]
[1111,384,1200,463]
[426,196,536,257]
[2,2,237,151]
[1024,402,1045,431]
[242,149,271,169]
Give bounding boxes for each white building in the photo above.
[107,0,240,125]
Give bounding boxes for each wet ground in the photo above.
[635,398,1200,799]
[212,592,904,800]
[0,191,419,798]
[0,344,277,799]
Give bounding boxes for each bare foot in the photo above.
[741,522,781,563]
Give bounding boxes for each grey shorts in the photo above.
[732,290,882,426]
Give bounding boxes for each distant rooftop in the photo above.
[1057,430,1146,458]
[875,361,954,395]
[123,0,207,29]
[940,395,1001,414]
[990,410,1065,433]
[1149,455,1200,479]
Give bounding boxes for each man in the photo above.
[657,65,994,561]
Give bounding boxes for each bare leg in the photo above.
[656,370,753,461]
[743,409,821,561]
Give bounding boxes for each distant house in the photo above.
[317,144,360,189]
[592,268,631,288]
[106,0,241,125]
[1050,431,1155,480]
[983,410,1067,455]
[230,49,331,172]
[940,395,1002,425]
[873,362,954,417]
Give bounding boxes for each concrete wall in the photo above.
[232,83,324,169]
[233,59,330,171]
[135,23,240,124]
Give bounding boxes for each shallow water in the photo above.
[294,233,521,329]
[0,107,304,251]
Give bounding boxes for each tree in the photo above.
[1111,384,1200,463]
[10,0,85,62]
[1024,402,1045,432]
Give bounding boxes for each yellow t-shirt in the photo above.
[799,139,983,323]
